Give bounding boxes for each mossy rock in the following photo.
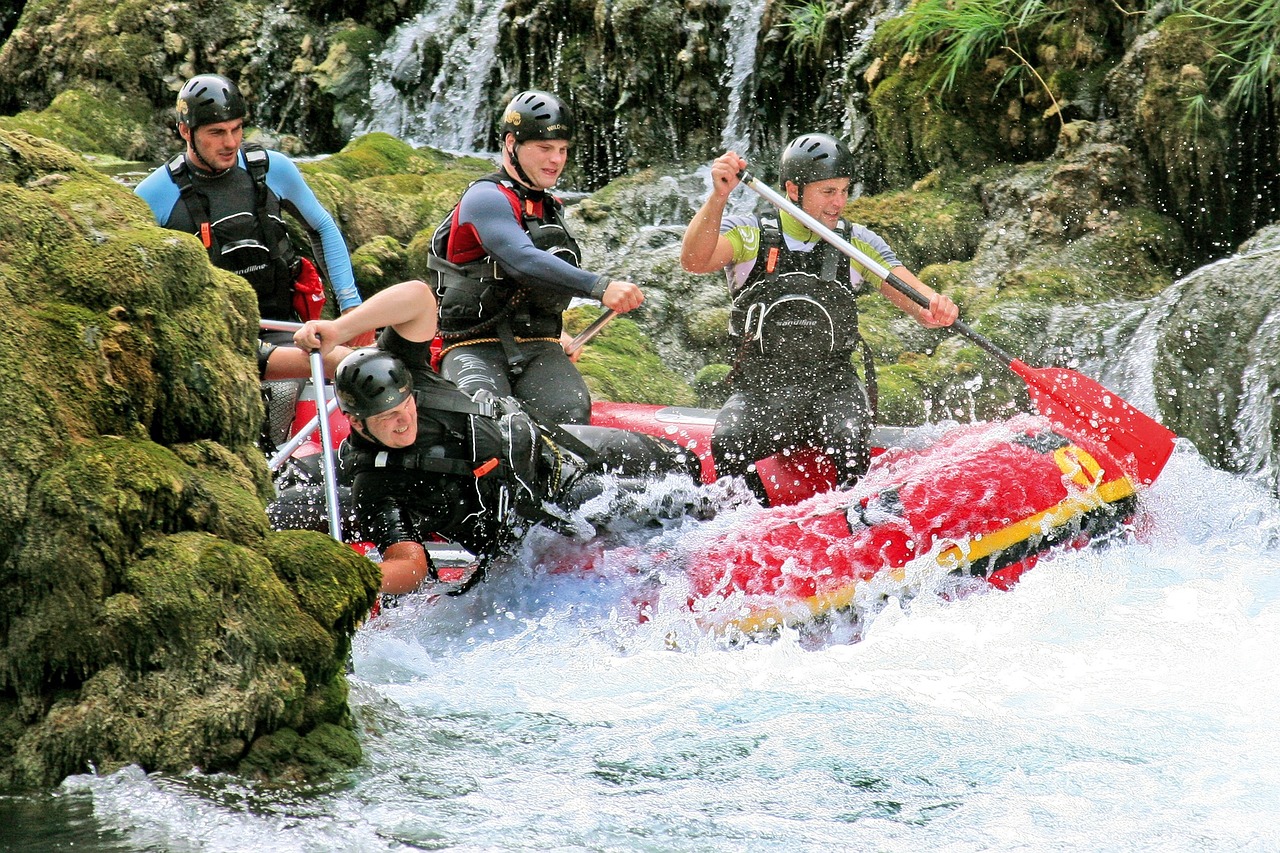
[0,129,377,791]
[0,83,154,160]
[302,133,485,183]
[350,234,411,296]
[843,185,984,270]
[565,308,696,405]
[693,363,731,408]
[865,62,1002,187]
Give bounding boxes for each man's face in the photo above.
[787,176,851,229]
[182,117,244,173]
[508,135,570,189]
[357,395,418,449]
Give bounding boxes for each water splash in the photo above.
[41,445,1280,850]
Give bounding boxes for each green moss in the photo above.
[843,186,984,269]
[693,363,731,408]
[350,235,411,296]
[874,361,930,425]
[263,530,381,658]
[240,718,362,783]
[867,65,1001,186]
[684,306,731,349]
[567,311,697,405]
[302,133,488,183]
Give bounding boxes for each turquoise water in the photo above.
[5,439,1280,852]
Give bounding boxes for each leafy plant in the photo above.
[880,0,1067,117]
[781,0,838,64]
[1179,0,1280,111]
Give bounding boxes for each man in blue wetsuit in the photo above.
[680,133,959,502]
[134,73,369,381]
[430,89,644,425]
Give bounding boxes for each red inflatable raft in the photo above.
[279,393,1145,628]
[670,413,1139,633]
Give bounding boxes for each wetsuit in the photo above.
[340,328,697,572]
[134,146,362,377]
[432,171,607,425]
[714,211,899,501]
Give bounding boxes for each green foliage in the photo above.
[565,308,697,406]
[1180,0,1280,111]
[781,0,838,63]
[881,0,1063,96]
[694,364,732,408]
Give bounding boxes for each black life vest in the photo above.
[729,215,862,362]
[166,144,300,320]
[339,383,559,546]
[428,173,583,341]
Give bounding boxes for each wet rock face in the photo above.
[0,130,380,792]
[1152,225,1280,482]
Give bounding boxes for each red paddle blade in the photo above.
[1009,360,1177,486]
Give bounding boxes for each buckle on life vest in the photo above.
[473,457,500,477]
[765,246,779,273]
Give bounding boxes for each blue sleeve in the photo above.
[457,181,607,299]
[133,167,180,227]
[264,152,363,312]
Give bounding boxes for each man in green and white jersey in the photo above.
[681,133,958,502]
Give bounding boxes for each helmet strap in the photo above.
[505,138,539,190]
[187,132,233,177]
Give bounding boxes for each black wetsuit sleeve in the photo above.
[456,181,608,299]
[351,469,421,552]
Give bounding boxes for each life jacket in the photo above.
[339,383,569,560]
[729,215,862,362]
[165,144,305,321]
[428,173,582,344]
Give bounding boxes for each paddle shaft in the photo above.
[739,171,1017,367]
[261,319,304,334]
[564,309,617,356]
[308,349,344,542]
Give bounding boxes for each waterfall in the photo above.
[358,0,504,153]
[719,0,769,155]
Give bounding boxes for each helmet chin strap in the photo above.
[188,133,232,177]
[506,140,539,190]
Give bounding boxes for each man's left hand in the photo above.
[920,293,959,328]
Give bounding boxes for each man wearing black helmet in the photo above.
[292,279,697,595]
[430,89,644,426]
[680,135,958,502]
[135,73,370,383]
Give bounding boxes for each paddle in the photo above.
[564,308,617,357]
[260,320,344,538]
[307,347,344,542]
[736,169,1177,486]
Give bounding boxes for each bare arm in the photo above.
[877,267,959,328]
[377,541,432,595]
[293,279,438,353]
[681,151,746,274]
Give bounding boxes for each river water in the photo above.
[3,436,1280,852]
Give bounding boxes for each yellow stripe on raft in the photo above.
[718,447,1137,635]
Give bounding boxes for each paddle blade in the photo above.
[1009,360,1176,486]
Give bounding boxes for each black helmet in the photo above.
[176,74,247,132]
[499,90,574,143]
[334,349,413,420]
[779,133,855,189]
